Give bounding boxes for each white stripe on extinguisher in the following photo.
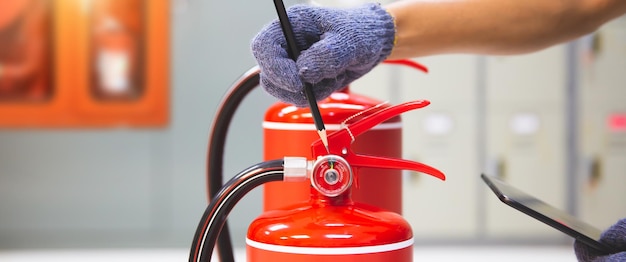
[246,237,413,255]
[262,121,402,131]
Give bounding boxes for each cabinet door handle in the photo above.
[487,157,507,180]
[587,155,602,190]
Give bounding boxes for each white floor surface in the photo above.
[0,246,578,261]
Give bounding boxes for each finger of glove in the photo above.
[309,75,348,101]
[600,218,626,249]
[252,5,325,98]
[574,239,605,261]
[298,40,373,102]
[600,252,626,262]
[297,3,394,84]
[287,5,324,47]
[252,5,321,54]
[575,242,626,262]
[262,72,345,106]
[575,218,626,262]
[298,33,357,85]
[260,73,308,107]
[251,21,304,93]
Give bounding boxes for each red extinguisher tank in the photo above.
[250,100,446,262]
[248,179,413,261]
[263,87,403,213]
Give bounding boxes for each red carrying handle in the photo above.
[383,59,429,73]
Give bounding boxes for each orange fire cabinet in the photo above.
[0,0,170,128]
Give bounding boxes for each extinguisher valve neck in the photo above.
[283,157,311,182]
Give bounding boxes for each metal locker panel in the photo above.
[484,102,566,238]
[578,100,626,229]
[579,154,626,228]
[486,46,565,102]
[398,55,478,101]
[580,18,626,97]
[484,47,567,239]
[579,107,626,229]
[399,55,479,239]
[578,18,626,230]
[402,100,479,239]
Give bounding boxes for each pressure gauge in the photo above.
[311,155,352,197]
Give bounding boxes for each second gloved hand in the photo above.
[251,3,395,107]
[574,218,626,261]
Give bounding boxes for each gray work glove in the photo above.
[251,3,395,107]
[574,218,626,261]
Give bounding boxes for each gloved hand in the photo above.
[574,218,626,261]
[251,3,395,106]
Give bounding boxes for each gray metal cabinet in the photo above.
[483,47,568,239]
[577,18,626,230]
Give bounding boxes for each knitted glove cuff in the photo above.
[363,3,396,65]
[345,3,396,64]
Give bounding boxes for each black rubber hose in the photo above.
[190,159,284,262]
[205,66,261,261]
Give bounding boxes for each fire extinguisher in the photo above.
[204,61,429,261]
[90,0,144,100]
[263,60,429,214]
[191,100,445,262]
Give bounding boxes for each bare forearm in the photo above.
[386,0,626,59]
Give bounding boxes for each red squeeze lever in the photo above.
[311,100,446,181]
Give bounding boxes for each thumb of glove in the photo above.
[574,218,626,262]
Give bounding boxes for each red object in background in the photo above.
[0,0,169,128]
[90,0,144,101]
[0,0,53,101]
[608,113,626,132]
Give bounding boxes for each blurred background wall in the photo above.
[0,0,625,251]
[0,0,278,248]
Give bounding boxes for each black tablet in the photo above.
[481,174,617,253]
